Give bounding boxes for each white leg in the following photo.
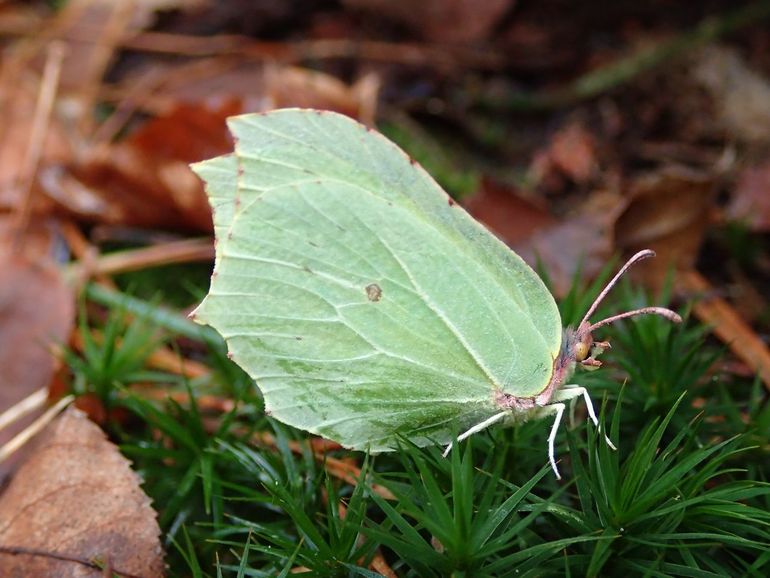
[546,403,565,480]
[552,386,616,451]
[442,411,508,457]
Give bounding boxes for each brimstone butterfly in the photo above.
[192,109,681,478]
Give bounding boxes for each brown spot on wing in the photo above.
[365,283,382,302]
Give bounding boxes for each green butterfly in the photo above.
[192,109,681,478]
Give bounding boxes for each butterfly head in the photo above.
[557,323,605,384]
[560,250,683,373]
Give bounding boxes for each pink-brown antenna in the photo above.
[579,250,683,331]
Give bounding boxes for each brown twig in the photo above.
[0,19,506,70]
[122,33,506,69]
[12,41,65,252]
[66,237,214,280]
[0,546,145,578]
[679,269,770,390]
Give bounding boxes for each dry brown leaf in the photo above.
[614,165,717,290]
[107,59,379,123]
[342,0,512,44]
[726,159,770,231]
[264,66,380,126]
[514,191,626,297]
[0,407,164,577]
[548,121,598,184]
[530,119,598,190]
[0,252,73,472]
[0,214,61,264]
[41,100,240,232]
[463,178,557,246]
[43,62,379,232]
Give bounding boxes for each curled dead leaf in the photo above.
[41,100,240,232]
[615,165,718,290]
[514,191,626,297]
[265,66,380,126]
[0,407,164,577]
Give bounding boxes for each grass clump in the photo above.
[62,275,770,577]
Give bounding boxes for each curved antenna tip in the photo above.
[579,249,658,328]
[587,306,682,332]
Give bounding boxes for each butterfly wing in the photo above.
[193,109,562,451]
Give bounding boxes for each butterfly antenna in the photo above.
[579,249,656,328]
[588,306,682,333]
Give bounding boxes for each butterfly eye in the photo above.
[574,341,590,362]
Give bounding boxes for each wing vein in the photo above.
[378,236,501,388]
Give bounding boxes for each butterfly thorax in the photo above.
[495,323,598,412]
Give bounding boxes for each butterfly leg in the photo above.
[442,410,508,457]
[539,402,565,479]
[553,386,616,450]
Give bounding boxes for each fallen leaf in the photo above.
[43,64,379,232]
[529,119,599,192]
[0,407,164,577]
[726,159,770,231]
[265,66,380,126]
[614,165,718,290]
[463,178,557,245]
[342,0,512,44]
[41,100,241,232]
[110,59,379,123]
[41,0,204,95]
[514,191,626,297]
[547,121,598,184]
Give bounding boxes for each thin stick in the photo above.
[0,388,48,434]
[66,237,214,281]
[12,41,65,252]
[579,250,655,327]
[0,395,73,464]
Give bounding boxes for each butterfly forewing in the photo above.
[191,153,238,265]
[194,109,563,450]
